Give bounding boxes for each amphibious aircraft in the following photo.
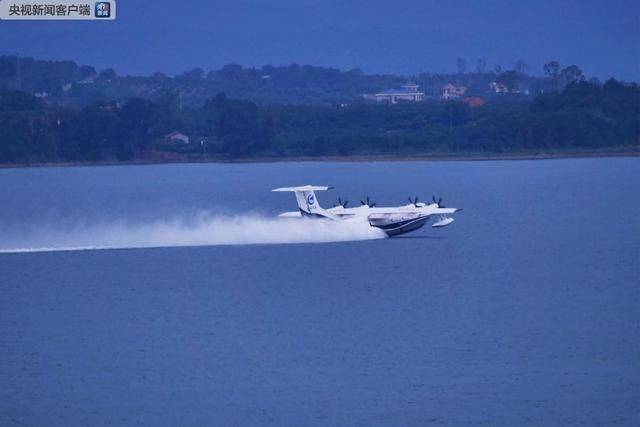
[272,185,461,237]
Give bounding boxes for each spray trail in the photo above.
[0,213,387,253]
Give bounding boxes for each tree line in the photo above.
[0,78,637,164]
[0,55,595,108]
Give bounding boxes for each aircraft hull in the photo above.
[370,216,430,237]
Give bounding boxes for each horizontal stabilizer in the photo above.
[272,185,333,192]
[278,211,303,218]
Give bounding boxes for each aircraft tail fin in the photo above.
[272,185,333,217]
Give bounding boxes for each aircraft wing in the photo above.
[430,207,462,214]
[366,207,462,219]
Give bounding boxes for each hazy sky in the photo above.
[0,0,638,80]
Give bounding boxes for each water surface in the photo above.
[1,158,638,426]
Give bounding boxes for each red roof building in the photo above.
[462,96,486,107]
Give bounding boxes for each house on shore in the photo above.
[165,131,190,145]
[490,82,509,94]
[442,84,467,100]
[373,83,424,104]
[489,81,530,95]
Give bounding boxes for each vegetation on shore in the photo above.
[0,57,638,165]
[0,55,560,107]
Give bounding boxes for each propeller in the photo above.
[334,197,348,208]
[360,196,376,208]
[432,196,445,207]
[408,196,420,207]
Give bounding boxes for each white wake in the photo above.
[0,213,387,253]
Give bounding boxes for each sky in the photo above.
[0,0,638,80]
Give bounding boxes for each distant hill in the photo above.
[0,55,569,107]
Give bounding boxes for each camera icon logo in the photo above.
[95,2,111,18]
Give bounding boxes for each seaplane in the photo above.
[272,185,462,237]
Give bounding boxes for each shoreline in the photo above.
[0,149,637,169]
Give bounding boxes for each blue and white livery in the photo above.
[272,185,462,237]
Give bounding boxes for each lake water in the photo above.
[1,158,638,426]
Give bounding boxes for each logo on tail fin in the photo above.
[272,185,333,218]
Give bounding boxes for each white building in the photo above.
[442,84,467,100]
[78,76,95,84]
[165,131,190,145]
[374,83,424,104]
[490,82,508,93]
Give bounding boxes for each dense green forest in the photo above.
[0,56,566,107]
[1,78,638,164]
